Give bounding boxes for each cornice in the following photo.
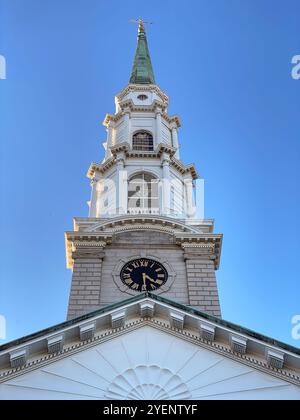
[116,84,169,104]
[1,310,299,387]
[65,217,222,269]
[171,157,198,180]
[119,98,167,114]
[176,234,223,269]
[103,107,181,130]
[110,142,130,156]
[82,215,203,235]
[65,233,113,269]
[87,145,197,179]
[73,217,215,231]
[164,114,181,128]
[87,157,115,179]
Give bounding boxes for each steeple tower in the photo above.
[2,22,300,404]
[129,21,155,85]
[65,25,223,321]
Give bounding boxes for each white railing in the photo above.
[128,207,160,215]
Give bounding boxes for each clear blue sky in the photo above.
[0,0,299,347]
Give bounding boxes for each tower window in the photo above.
[132,131,154,151]
[128,173,159,215]
[137,94,148,101]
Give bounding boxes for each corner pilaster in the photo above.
[88,178,100,217]
[116,152,127,215]
[67,241,107,320]
[105,122,114,159]
[156,110,162,146]
[171,123,180,159]
[161,153,171,215]
[182,243,221,318]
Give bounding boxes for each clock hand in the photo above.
[143,273,159,284]
[142,273,147,288]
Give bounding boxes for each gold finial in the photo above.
[129,18,153,33]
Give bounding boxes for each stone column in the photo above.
[161,153,170,215]
[124,111,131,144]
[185,177,194,218]
[105,122,113,159]
[183,244,221,318]
[89,178,99,217]
[156,111,162,145]
[171,126,180,159]
[67,242,106,320]
[116,153,127,215]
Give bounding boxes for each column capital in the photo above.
[182,243,217,265]
[183,176,193,184]
[89,177,101,217]
[72,250,106,260]
[90,177,99,187]
[115,151,126,167]
[72,240,107,261]
[184,252,216,261]
[116,157,125,165]
[123,108,131,115]
[161,152,171,166]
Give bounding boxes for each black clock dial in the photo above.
[120,258,168,292]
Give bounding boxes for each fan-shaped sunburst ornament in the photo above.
[105,365,191,400]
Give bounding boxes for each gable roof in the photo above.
[0,293,299,387]
[1,292,299,356]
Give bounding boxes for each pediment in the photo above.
[65,217,204,268]
[1,325,300,400]
[65,216,222,269]
[81,216,202,235]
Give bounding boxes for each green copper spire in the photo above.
[130,22,155,85]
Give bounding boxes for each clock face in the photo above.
[120,258,168,292]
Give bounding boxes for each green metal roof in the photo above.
[1,292,300,356]
[129,25,155,85]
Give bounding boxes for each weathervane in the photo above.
[129,18,154,32]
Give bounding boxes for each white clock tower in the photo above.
[1,22,300,401]
[65,21,223,320]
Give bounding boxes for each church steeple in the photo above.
[129,21,155,85]
[66,21,223,323]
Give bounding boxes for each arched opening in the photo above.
[128,172,159,215]
[132,131,154,151]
